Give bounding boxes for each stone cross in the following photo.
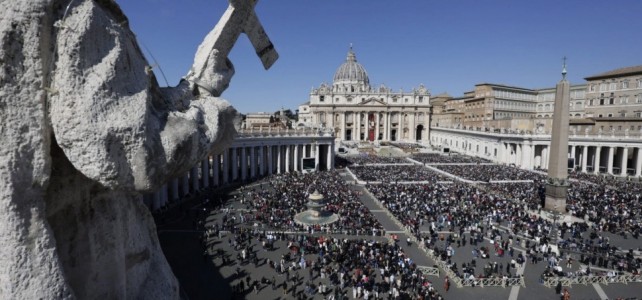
[186,0,278,95]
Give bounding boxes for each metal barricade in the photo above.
[417,265,440,277]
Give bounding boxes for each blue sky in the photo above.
[118,0,642,114]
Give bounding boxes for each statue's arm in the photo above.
[50,0,238,191]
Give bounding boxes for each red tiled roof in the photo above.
[585,65,642,80]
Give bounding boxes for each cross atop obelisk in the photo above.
[545,57,571,213]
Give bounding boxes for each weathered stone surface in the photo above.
[0,0,245,298]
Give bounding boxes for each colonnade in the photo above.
[431,128,642,178]
[144,132,335,212]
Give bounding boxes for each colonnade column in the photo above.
[621,147,629,176]
[607,147,614,174]
[213,154,220,186]
[250,147,257,178]
[267,145,273,174]
[240,147,247,181]
[201,158,209,189]
[581,146,588,173]
[276,145,282,174]
[293,145,299,171]
[231,148,239,181]
[222,149,230,183]
[285,145,291,173]
[314,143,320,170]
[326,144,333,170]
[502,143,509,164]
[570,145,576,161]
[521,144,532,169]
[635,148,642,177]
[594,146,602,174]
[259,146,266,176]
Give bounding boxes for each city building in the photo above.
[430,65,642,177]
[298,47,432,143]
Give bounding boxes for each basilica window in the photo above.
[319,96,325,102]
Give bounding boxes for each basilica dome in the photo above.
[333,48,370,87]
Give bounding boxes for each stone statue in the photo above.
[0,0,277,299]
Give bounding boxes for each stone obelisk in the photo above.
[545,59,571,213]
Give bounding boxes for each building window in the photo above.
[638,79,642,88]
[618,126,622,131]
[319,96,325,102]
[608,113,613,117]
[418,96,423,102]
[590,84,596,92]
[622,81,629,89]
[636,112,642,118]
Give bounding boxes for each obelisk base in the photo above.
[545,182,568,213]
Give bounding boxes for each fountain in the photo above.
[294,190,339,226]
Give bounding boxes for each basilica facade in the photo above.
[298,48,431,143]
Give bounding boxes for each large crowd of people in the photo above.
[432,164,544,182]
[350,165,452,183]
[360,158,642,281]
[339,154,411,165]
[186,147,642,298]
[232,171,385,236]
[411,153,491,164]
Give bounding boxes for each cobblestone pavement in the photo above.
[158,170,642,300]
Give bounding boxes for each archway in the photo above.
[416,125,424,141]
